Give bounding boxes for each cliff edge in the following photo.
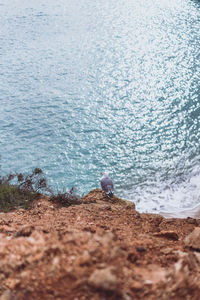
[0,189,200,300]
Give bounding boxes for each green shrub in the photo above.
[0,167,82,211]
[0,183,39,212]
[0,168,46,212]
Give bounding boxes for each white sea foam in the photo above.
[120,165,200,213]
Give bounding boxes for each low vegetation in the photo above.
[0,168,81,212]
[49,187,82,207]
[0,168,46,212]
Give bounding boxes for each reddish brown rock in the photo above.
[153,230,179,241]
[0,190,199,299]
[184,227,200,250]
[88,267,117,291]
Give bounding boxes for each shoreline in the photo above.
[0,189,200,299]
[160,203,200,219]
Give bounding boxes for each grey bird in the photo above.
[100,172,114,198]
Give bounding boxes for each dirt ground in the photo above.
[0,188,200,300]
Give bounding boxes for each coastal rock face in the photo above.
[0,189,200,299]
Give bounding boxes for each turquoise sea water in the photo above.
[0,0,200,212]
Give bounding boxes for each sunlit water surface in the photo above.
[0,0,200,213]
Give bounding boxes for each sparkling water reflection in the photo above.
[0,0,199,212]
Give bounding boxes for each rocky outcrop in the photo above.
[0,189,199,299]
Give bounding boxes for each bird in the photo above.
[100,172,114,198]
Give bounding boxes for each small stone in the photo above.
[103,205,112,211]
[136,246,146,253]
[88,267,117,291]
[20,271,30,278]
[123,291,132,300]
[160,247,173,255]
[153,231,179,241]
[127,251,138,263]
[145,280,152,285]
[98,263,107,269]
[186,218,198,225]
[130,281,143,291]
[78,251,91,266]
[7,278,20,289]
[15,225,34,237]
[0,290,12,300]
[125,203,135,210]
[110,246,124,259]
[184,227,200,250]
